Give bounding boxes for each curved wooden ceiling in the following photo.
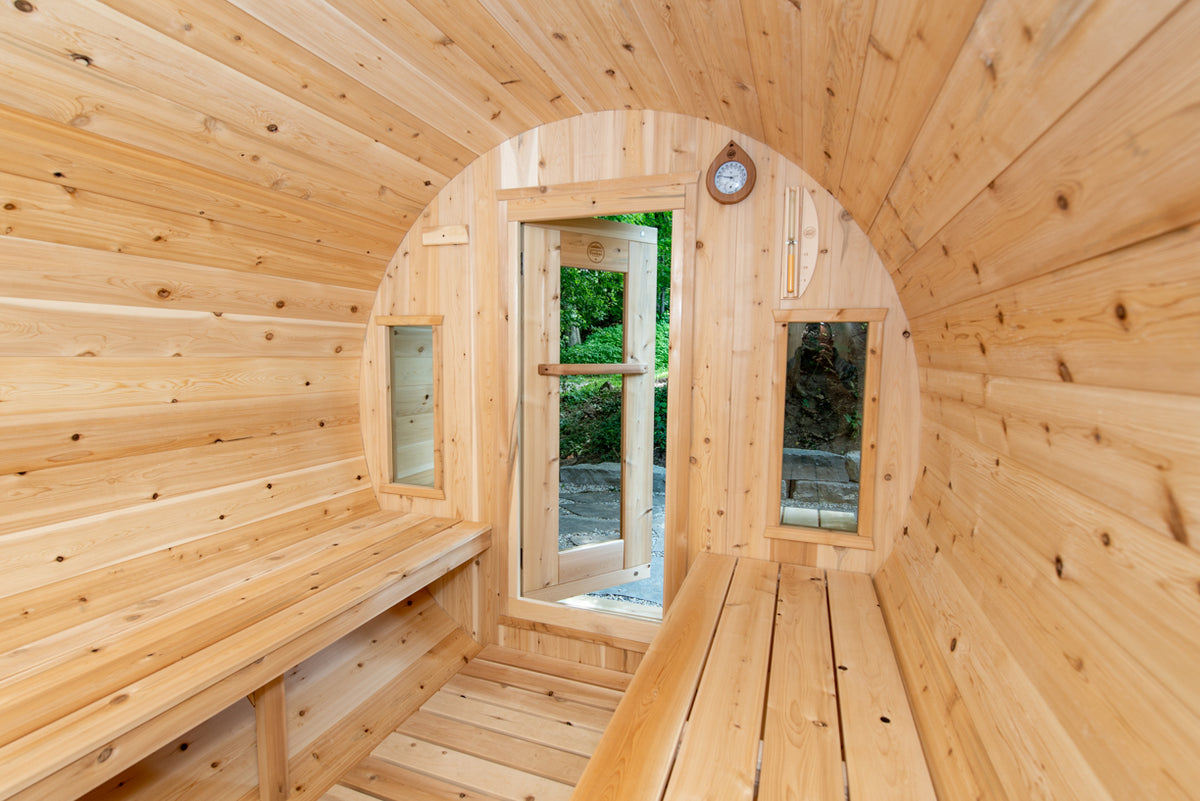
[2,0,1191,302]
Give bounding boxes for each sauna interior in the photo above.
[2,0,1198,799]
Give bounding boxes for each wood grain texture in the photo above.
[251,676,288,801]
[0,519,488,799]
[759,565,842,801]
[877,0,1184,260]
[890,0,1200,319]
[826,570,936,801]
[569,553,735,801]
[2,5,1197,801]
[662,558,778,801]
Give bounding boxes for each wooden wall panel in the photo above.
[798,0,875,191]
[875,5,1200,800]
[873,0,1184,265]
[835,0,982,226]
[0,6,391,787]
[888,1,1200,319]
[0,238,374,323]
[1,3,1196,799]
[907,226,1200,395]
[360,111,921,630]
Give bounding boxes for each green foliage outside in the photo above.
[561,320,670,374]
[560,322,670,466]
[557,212,673,467]
[559,211,672,348]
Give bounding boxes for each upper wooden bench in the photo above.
[0,510,490,801]
[572,553,936,801]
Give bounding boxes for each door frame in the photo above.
[499,172,699,644]
[520,219,657,603]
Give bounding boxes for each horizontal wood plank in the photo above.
[396,709,589,785]
[0,237,374,323]
[0,356,358,414]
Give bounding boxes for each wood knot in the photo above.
[14,0,34,11]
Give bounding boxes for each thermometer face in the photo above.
[714,160,748,195]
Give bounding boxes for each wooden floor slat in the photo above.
[420,689,604,755]
[397,709,590,784]
[328,650,618,801]
[341,756,499,801]
[375,734,575,801]
[460,658,625,710]
[325,561,932,801]
[440,672,615,731]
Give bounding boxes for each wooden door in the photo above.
[521,219,657,602]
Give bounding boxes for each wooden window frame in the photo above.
[764,308,886,550]
[374,314,445,501]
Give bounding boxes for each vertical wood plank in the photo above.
[826,570,937,801]
[622,238,656,569]
[251,676,288,801]
[520,224,562,592]
[760,565,842,801]
[662,558,779,801]
[569,553,736,801]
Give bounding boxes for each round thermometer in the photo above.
[705,141,756,204]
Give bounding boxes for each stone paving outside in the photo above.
[557,451,860,608]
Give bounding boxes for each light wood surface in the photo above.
[536,362,650,376]
[759,564,842,801]
[78,594,479,801]
[572,556,932,801]
[251,676,289,801]
[827,571,937,801]
[570,552,736,801]
[661,558,779,801]
[328,648,618,801]
[1,517,489,800]
[3,3,1198,801]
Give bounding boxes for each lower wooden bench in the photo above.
[0,511,490,801]
[571,553,936,801]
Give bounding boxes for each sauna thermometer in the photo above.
[705,140,756,204]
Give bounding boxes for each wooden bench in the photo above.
[0,510,490,801]
[572,553,936,801]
